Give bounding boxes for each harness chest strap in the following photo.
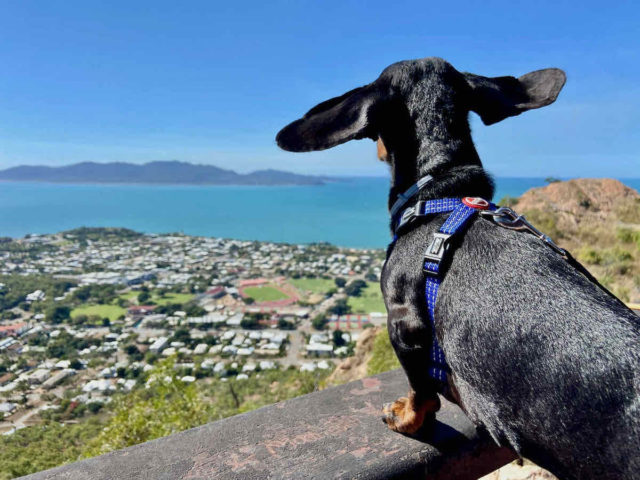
[421,198,486,383]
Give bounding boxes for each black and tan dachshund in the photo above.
[276,57,640,480]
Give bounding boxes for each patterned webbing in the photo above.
[422,202,480,384]
[421,198,461,216]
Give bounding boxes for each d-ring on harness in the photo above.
[391,194,567,390]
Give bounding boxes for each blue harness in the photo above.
[392,196,494,386]
[390,183,569,390]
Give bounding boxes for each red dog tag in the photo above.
[462,197,490,210]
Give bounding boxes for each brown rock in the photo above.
[326,326,381,385]
[481,460,558,480]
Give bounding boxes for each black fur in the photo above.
[276,57,640,480]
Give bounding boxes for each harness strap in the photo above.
[393,197,461,237]
[389,175,434,219]
[422,201,481,383]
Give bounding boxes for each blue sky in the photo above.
[0,1,638,177]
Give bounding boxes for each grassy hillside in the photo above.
[502,178,640,303]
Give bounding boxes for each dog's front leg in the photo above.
[382,308,441,434]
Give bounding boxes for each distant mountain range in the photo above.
[0,161,332,186]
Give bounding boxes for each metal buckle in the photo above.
[424,232,452,263]
[480,207,567,257]
[396,201,425,232]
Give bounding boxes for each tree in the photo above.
[344,279,367,297]
[87,402,103,414]
[240,316,263,330]
[333,329,346,347]
[183,304,206,317]
[171,327,191,344]
[73,284,118,304]
[71,314,88,326]
[277,318,295,330]
[364,270,378,282]
[334,277,347,288]
[311,314,328,331]
[69,358,83,370]
[46,305,71,324]
[137,291,151,303]
[329,298,351,315]
[125,344,143,362]
[154,303,182,315]
[125,344,140,356]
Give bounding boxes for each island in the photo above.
[0,161,332,186]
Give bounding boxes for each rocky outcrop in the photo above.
[508,178,640,303]
[326,326,381,385]
[515,178,640,229]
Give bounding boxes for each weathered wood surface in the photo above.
[20,369,516,480]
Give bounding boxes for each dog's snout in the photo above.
[377,138,389,162]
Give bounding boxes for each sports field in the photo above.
[153,293,194,305]
[243,285,290,302]
[118,291,194,305]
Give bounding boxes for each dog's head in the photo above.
[276,57,565,174]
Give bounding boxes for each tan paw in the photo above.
[382,393,439,434]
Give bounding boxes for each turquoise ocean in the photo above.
[1,177,639,248]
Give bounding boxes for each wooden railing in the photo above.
[20,369,516,479]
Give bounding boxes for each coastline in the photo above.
[2,177,639,248]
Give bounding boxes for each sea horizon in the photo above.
[2,177,639,248]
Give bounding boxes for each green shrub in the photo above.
[578,247,602,265]
[616,228,640,250]
[0,421,103,479]
[497,195,520,207]
[83,360,207,457]
[523,209,563,240]
[367,329,400,376]
[616,199,640,223]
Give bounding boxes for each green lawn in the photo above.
[243,285,289,302]
[347,282,386,314]
[119,291,138,301]
[118,291,194,305]
[289,278,335,295]
[71,304,126,321]
[153,293,194,305]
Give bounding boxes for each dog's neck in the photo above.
[386,113,494,215]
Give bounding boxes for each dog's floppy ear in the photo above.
[465,68,566,125]
[276,85,379,152]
